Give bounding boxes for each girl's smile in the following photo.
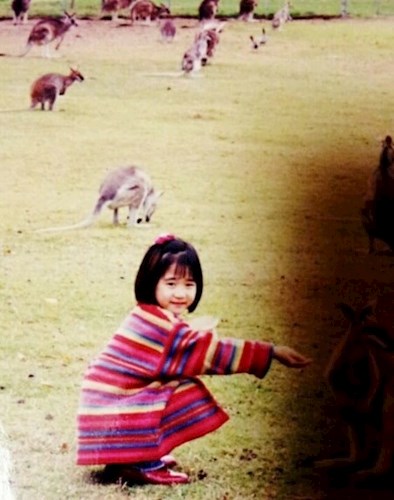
[155,263,197,316]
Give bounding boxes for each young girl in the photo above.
[77,234,311,485]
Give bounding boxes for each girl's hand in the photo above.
[272,345,312,368]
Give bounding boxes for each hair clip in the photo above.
[154,233,177,245]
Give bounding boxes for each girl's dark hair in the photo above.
[134,237,203,312]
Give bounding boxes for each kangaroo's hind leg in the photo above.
[354,393,394,483]
[55,34,66,50]
[315,421,369,471]
[113,208,120,225]
[43,87,57,111]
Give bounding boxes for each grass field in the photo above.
[0,12,394,500]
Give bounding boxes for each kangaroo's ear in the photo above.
[359,299,378,322]
[336,302,355,322]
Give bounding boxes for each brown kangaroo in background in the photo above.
[101,0,136,21]
[30,68,84,111]
[20,11,78,57]
[198,0,219,22]
[11,0,31,25]
[238,0,258,22]
[130,0,170,24]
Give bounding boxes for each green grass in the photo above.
[1,14,394,500]
[1,0,394,18]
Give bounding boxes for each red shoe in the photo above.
[104,464,189,485]
[120,467,189,485]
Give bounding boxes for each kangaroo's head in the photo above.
[70,67,84,82]
[63,11,78,27]
[158,4,171,17]
[138,189,163,224]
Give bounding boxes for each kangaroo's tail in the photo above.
[35,197,106,233]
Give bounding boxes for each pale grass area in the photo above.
[0,17,394,499]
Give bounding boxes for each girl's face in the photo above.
[155,263,197,316]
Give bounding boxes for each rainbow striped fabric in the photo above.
[77,304,273,466]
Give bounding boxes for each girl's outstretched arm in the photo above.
[272,345,312,368]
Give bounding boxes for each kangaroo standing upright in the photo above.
[30,68,84,111]
[20,12,78,57]
[11,0,31,25]
[316,297,394,484]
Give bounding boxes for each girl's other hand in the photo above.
[272,346,312,368]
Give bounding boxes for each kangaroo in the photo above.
[182,22,223,74]
[239,0,258,22]
[36,166,162,233]
[250,35,259,50]
[20,12,78,57]
[101,0,136,21]
[379,135,394,172]
[159,18,176,42]
[250,28,267,50]
[361,135,394,254]
[130,0,170,24]
[11,0,31,25]
[316,297,394,484]
[182,39,207,74]
[272,1,292,30]
[198,0,219,22]
[30,68,84,111]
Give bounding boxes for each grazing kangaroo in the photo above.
[238,0,258,22]
[182,38,207,74]
[182,21,223,74]
[36,166,162,233]
[272,1,291,30]
[130,0,170,24]
[316,298,394,484]
[198,0,219,22]
[20,12,78,57]
[30,68,84,111]
[101,0,136,21]
[11,0,31,25]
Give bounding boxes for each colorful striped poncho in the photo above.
[77,303,273,466]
